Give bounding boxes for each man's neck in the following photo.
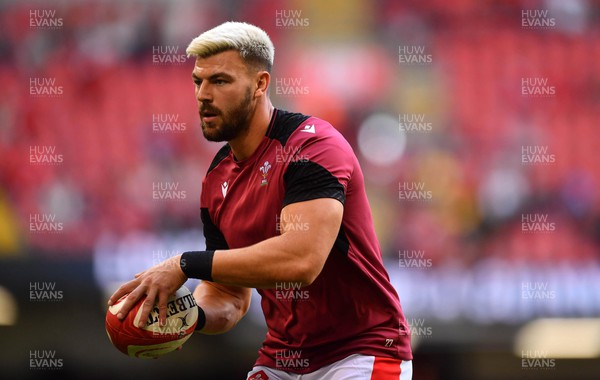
[229,100,274,161]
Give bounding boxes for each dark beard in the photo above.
[201,88,253,142]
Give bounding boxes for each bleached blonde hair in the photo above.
[186,22,274,72]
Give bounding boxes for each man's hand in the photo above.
[107,254,187,328]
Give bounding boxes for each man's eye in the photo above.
[215,79,227,85]
[193,80,201,86]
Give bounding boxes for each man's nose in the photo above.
[196,82,212,102]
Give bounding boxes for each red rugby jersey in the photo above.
[200,109,412,373]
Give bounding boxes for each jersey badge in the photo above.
[259,161,271,186]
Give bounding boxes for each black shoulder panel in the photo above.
[207,144,231,175]
[267,109,311,147]
[283,160,346,206]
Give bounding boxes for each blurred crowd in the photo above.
[0,0,598,269]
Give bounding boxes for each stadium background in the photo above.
[1,0,599,379]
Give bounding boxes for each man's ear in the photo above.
[254,71,270,97]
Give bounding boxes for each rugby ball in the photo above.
[105,285,198,358]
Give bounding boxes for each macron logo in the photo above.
[300,124,315,134]
[221,181,228,197]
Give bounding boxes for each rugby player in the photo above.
[109,21,412,379]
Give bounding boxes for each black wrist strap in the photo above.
[180,251,215,281]
[195,306,206,331]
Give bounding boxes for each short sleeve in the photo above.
[200,207,229,250]
[282,120,354,207]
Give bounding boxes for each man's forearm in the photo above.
[211,232,325,288]
[193,281,250,334]
[182,231,327,288]
[182,199,343,289]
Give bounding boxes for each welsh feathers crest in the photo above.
[259,161,271,186]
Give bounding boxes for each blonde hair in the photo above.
[186,22,274,72]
